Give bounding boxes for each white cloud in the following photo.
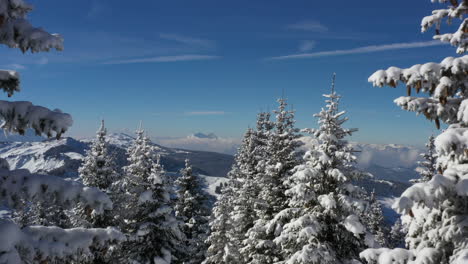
[37,57,49,65]
[299,136,422,169]
[159,33,214,48]
[269,40,445,60]
[6,64,26,70]
[155,135,241,155]
[185,111,225,116]
[103,54,220,65]
[87,1,106,19]
[286,21,328,32]
[299,40,316,52]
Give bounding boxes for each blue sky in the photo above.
[1,0,456,146]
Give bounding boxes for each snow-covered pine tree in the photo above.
[389,218,406,249]
[273,76,372,264]
[80,120,118,191]
[205,111,272,264]
[204,184,238,264]
[203,128,256,264]
[242,98,301,264]
[228,127,264,263]
[1,163,125,263]
[361,1,468,263]
[0,1,125,262]
[120,126,184,264]
[175,159,210,264]
[362,190,388,248]
[73,120,120,229]
[412,135,437,183]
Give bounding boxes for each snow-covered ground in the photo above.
[199,174,229,198]
[0,132,420,224]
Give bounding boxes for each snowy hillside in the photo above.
[0,133,233,178]
[0,133,423,184]
[0,133,415,220]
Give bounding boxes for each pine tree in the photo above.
[120,127,184,264]
[175,159,210,264]
[389,218,406,249]
[73,120,120,229]
[274,76,371,264]
[80,120,119,191]
[204,184,238,264]
[242,99,301,264]
[412,135,437,183]
[227,127,264,263]
[15,196,71,228]
[363,190,388,248]
[361,1,468,263]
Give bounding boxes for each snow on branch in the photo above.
[0,100,73,139]
[0,0,63,53]
[0,167,113,214]
[0,70,19,97]
[369,56,468,127]
[421,0,468,53]
[0,219,125,263]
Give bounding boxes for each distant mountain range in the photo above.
[0,132,424,224]
[0,133,234,178]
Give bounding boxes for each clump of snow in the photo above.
[318,194,336,210]
[360,248,414,264]
[139,190,154,204]
[0,167,112,214]
[343,214,365,236]
[0,100,73,139]
[0,219,125,263]
[0,70,19,97]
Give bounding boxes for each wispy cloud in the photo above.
[269,40,445,60]
[103,55,220,65]
[5,64,26,70]
[185,111,226,116]
[299,40,316,52]
[286,21,328,32]
[37,57,49,65]
[159,33,214,48]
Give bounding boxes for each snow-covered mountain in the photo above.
[0,132,423,185]
[0,133,234,178]
[352,142,422,183]
[191,132,218,139]
[0,132,419,223]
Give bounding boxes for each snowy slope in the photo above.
[0,133,234,178]
[0,133,417,223]
[0,138,86,178]
[0,133,423,185]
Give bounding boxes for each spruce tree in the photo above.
[412,135,437,183]
[363,190,388,248]
[120,127,184,264]
[204,184,238,264]
[243,99,301,264]
[228,127,265,263]
[175,159,210,264]
[74,120,120,229]
[274,76,371,264]
[80,120,118,190]
[361,1,468,263]
[389,218,406,249]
